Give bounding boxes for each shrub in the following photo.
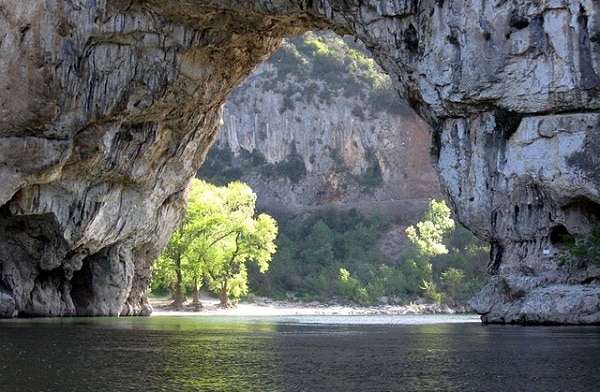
[560,226,600,267]
[274,152,306,183]
[440,267,468,304]
[421,279,442,304]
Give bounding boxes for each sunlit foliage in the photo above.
[248,200,489,307]
[152,180,278,307]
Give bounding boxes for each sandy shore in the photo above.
[150,295,468,317]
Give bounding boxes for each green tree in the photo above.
[406,199,455,257]
[204,211,278,306]
[300,220,334,266]
[152,229,187,308]
[420,279,442,304]
[560,226,600,267]
[404,199,456,303]
[440,267,468,305]
[337,268,371,306]
[152,179,226,308]
[195,181,278,306]
[153,180,278,308]
[398,252,434,295]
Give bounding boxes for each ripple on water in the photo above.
[1,314,599,391]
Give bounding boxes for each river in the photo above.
[0,314,599,391]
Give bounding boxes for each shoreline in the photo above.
[149,296,474,318]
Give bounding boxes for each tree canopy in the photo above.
[248,200,488,307]
[404,199,486,305]
[152,179,278,307]
[405,199,455,257]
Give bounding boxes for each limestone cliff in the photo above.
[1,0,599,323]
[207,32,439,221]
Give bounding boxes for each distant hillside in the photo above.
[200,31,440,222]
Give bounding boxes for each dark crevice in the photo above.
[509,14,529,30]
[489,242,503,274]
[403,24,419,52]
[583,277,600,284]
[577,4,600,92]
[70,258,94,314]
[550,224,570,246]
[494,108,525,140]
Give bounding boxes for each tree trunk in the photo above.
[192,277,201,305]
[219,279,228,307]
[172,256,184,310]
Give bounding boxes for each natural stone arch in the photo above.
[0,0,338,317]
[1,0,600,324]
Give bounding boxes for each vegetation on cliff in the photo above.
[257,31,408,115]
[198,145,309,185]
[559,226,600,268]
[199,31,408,189]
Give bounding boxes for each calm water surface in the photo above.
[0,314,599,391]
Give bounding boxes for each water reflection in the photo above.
[0,317,282,391]
[158,323,280,391]
[0,316,599,391]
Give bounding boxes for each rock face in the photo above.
[445,112,600,324]
[212,32,439,220]
[1,0,599,323]
[0,0,327,316]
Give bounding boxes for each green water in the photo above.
[0,314,599,391]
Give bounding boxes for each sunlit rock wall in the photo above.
[215,34,439,216]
